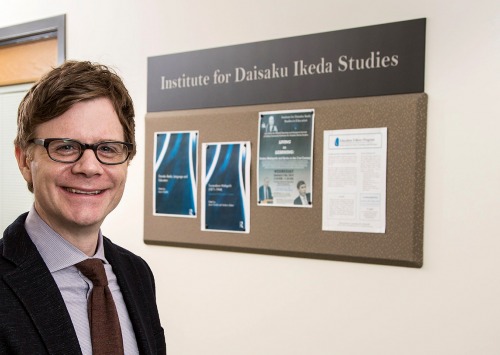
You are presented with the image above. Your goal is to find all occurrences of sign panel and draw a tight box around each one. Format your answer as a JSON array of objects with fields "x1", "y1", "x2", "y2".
[{"x1": 147, "y1": 18, "x2": 425, "y2": 112}]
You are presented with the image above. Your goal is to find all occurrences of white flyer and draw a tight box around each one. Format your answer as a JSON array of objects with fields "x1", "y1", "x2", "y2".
[{"x1": 322, "y1": 127, "x2": 387, "y2": 233}]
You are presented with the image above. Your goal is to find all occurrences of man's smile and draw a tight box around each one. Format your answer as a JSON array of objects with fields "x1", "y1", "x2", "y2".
[{"x1": 64, "y1": 187, "x2": 104, "y2": 195}]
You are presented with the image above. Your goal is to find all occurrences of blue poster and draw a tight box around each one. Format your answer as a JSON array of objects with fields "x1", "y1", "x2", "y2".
[
  {"x1": 202, "y1": 142, "x2": 251, "y2": 233},
  {"x1": 154, "y1": 131, "x2": 198, "y2": 217}
]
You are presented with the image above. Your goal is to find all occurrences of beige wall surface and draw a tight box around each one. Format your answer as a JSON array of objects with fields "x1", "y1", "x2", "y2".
[{"x1": 1, "y1": 1, "x2": 499, "y2": 354}]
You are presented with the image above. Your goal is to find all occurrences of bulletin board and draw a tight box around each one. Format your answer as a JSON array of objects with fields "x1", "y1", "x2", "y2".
[{"x1": 144, "y1": 92, "x2": 427, "y2": 268}]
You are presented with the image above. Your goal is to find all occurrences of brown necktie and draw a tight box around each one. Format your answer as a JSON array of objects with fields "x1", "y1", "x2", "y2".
[{"x1": 76, "y1": 258, "x2": 124, "y2": 355}]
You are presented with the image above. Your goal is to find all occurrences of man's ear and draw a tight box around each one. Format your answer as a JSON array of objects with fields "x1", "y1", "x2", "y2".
[{"x1": 15, "y1": 145, "x2": 33, "y2": 186}]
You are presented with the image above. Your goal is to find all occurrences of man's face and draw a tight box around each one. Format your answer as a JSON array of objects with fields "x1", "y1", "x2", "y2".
[
  {"x1": 299, "y1": 183, "x2": 307, "y2": 196},
  {"x1": 16, "y1": 97, "x2": 128, "y2": 237}
]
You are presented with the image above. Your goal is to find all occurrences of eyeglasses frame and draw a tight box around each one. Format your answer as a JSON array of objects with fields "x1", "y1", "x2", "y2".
[{"x1": 29, "y1": 138, "x2": 133, "y2": 165}]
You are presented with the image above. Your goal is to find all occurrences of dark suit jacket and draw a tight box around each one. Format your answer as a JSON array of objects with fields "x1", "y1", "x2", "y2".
[
  {"x1": 293, "y1": 193, "x2": 311, "y2": 205},
  {"x1": 0, "y1": 213, "x2": 166, "y2": 355},
  {"x1": 258, "y1": 185, "x2": 273, "y2": 201},
  {"x1": 265, "y1": 124, "x2": 277, "y2": 133}
]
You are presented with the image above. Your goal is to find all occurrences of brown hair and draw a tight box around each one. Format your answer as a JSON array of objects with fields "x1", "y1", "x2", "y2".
[{"x1": 15, "y1": 60, "x2": 136, "y2": 159}]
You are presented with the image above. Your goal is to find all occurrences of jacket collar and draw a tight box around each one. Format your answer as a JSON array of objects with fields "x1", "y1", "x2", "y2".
[{"x1": 2, "y1": 213, "x2": 82, "y2": 354}]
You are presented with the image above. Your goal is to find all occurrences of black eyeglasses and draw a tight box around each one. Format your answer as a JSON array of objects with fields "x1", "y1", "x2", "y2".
[{"x1": 29, "y1": 138, "x2": 133, "y2": 165}]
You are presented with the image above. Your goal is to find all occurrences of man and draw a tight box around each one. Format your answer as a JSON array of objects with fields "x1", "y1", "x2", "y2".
[
  {"x1": 266, "y1": 115, "x2": 278, "y2": 133},
  {"x1": 258, "y1": 177, "x2": 273, "y2": 203},
  {"x1": 293, "y1": 180, "x2": 311, "y2": 205},
  {"x1": 0, "y1": 61, "x2": 166, "y2": 354}
]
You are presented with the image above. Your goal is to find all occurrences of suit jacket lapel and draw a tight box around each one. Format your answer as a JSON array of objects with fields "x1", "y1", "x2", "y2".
[
  {"x1": 104, "y1": 240, "x2": 152, "y2": 353},
  {"x1": 2, "y1": 216, "x2": 82, "y2": 355}
]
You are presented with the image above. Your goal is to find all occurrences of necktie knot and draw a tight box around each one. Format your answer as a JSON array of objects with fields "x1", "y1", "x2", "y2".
[{"x1": 76, "y1": 258, "x2": 108, "y2": 287}]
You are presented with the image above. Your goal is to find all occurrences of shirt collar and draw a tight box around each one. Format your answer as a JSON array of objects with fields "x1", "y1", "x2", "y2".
[{"x1": 25, "y1": 206, "x2": 108, "y2": 272}]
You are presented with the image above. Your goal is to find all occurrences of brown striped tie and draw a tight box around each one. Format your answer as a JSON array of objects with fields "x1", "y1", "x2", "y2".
[{"x1": 76, "y1": 258, "x2": 124, "y2": 355}]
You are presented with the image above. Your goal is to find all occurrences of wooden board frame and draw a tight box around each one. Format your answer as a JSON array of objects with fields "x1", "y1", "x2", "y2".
[{"x1": 144, "y1": 93, "x2": 427, "y2": 268}]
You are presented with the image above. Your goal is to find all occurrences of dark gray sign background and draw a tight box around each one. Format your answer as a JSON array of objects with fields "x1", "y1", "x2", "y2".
[{"x1": 147, "y1": 18, "x2": 425, "y2": 112}]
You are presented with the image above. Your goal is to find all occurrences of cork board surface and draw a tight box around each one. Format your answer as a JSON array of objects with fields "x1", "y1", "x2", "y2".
[{"x1": 144, "y1": 93, "x2": 427, "y2": 267}]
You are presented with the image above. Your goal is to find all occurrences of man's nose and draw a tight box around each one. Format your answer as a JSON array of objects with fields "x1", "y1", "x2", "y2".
[{"x1": 71, "y1": 149, "x2": 104, "y2": 176}]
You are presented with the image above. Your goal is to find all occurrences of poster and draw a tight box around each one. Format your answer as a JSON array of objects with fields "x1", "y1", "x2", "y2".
[
  {"x1": 322, "y1": 127, "x2": 387, "y2": 233},
  {"x1": 257, "y1": 109, "x2": 314, "y2": 207},
  {"x1": 153, "y1": 131, "x2": 198, "y2": 217},
  {"x1": 201, "y1": 142, "x2": 251, "y2": 233}
]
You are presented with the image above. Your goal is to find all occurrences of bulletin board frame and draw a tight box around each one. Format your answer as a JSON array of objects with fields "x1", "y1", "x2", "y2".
[{"x1": 144, "y1": 93, "x2": 427, "y2": 268}]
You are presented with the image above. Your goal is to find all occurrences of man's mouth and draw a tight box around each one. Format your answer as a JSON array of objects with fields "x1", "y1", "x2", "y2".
[{"x1": 65, "y1": 188, "x2": 103, "y2": 195}]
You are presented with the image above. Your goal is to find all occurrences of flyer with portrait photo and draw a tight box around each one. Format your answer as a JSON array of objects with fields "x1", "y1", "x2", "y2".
[
  {"x1": 201, "y1": 141, "x2": 251, "y2": 233},
  {"x1": 153, "y1": 131, "x2": 198, "y2": 217},
  {"x1": 257, "y1": 109, "x2": 314, "y2": 208}
]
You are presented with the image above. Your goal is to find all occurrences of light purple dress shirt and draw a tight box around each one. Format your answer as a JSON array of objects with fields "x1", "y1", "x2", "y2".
[{"x1": 25, "y1": 207, "x2": 139, "y2": 355}]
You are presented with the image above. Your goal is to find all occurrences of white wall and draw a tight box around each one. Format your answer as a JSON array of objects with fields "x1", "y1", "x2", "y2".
[{"x1": 2, "y1": 1, "x2": 499, "y2": 354}]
